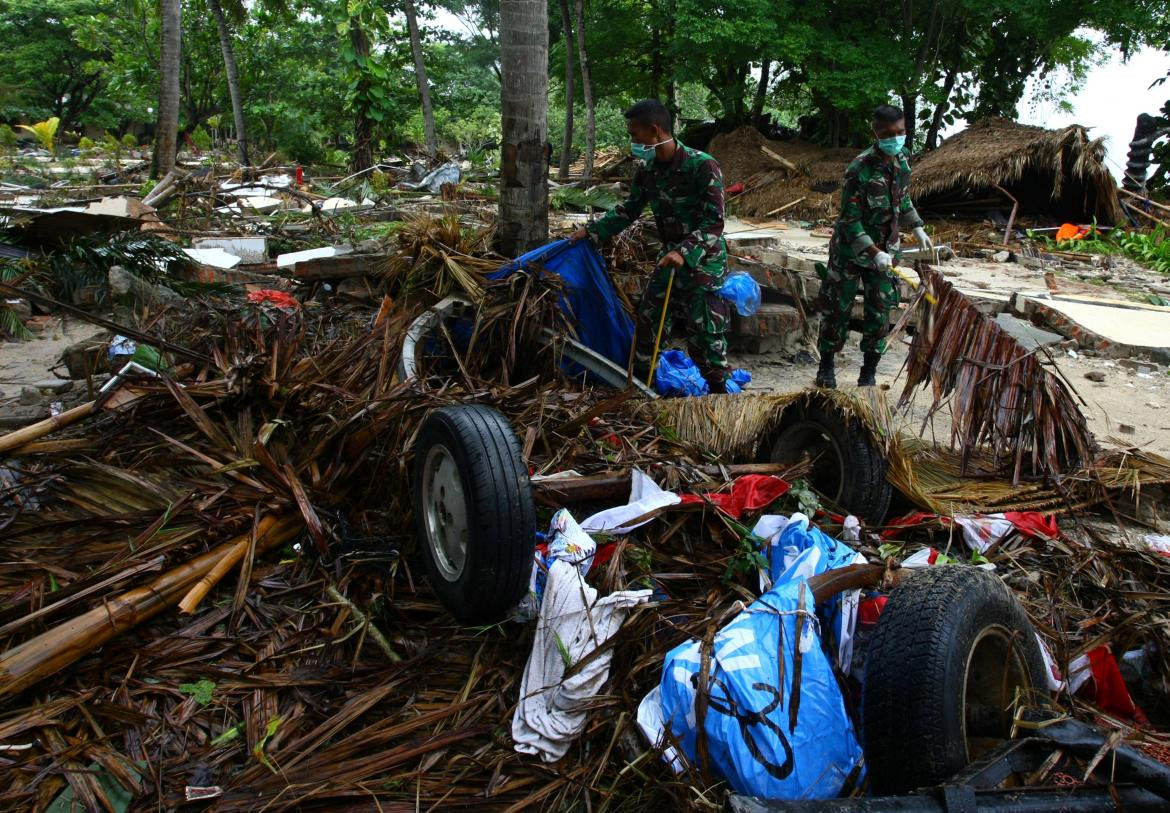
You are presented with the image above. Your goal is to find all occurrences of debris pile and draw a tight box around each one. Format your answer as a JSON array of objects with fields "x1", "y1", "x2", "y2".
[
  {"x1": 707, "y1": 127, "x2": 857, "y2": 219},
  {"x1": 2, "y1": 133, "x2": 1170, "y2": 810}
]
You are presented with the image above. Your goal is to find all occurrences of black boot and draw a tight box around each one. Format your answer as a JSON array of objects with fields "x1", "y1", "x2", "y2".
[
  {"x1": 858, "y1": 351, "x2": 881, "y2": 387},
  {"x1": 815, "y1": 353, "x2": 836, "y2": 388}
]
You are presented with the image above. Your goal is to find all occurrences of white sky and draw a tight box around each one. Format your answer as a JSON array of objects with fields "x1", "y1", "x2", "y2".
[{"x1": 1014, "y1": 45, "x2": 1170, "y2": 181}]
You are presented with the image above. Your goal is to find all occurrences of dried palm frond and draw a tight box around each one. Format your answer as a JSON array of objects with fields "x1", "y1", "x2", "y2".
[
  {"x1": 898, "y1": 268, "x2": 1093, "y2": 483},
  {"x1": 380, "y1": 213, "x2": 500, "y2": 303}
]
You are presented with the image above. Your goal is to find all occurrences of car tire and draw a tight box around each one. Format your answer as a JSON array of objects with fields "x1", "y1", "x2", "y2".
[
  {"x1": 765, "y1": 403, "x2": 891, "y2": 523},
  {"x1": 412, "y1": 405, "x2": 535, "y2": 623},
  {"x1": 861, "y1": 566, "x2": 1048, "y2": 794}
]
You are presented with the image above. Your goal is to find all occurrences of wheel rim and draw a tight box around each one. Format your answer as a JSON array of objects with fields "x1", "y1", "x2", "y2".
[
  {"x1": 770, "y1": 424, "x2": 846, "y2": 504},
  {"x1": 421, "y1": 443, "x2": 469, "y2": 582},
  {"x1": 960, "y1": 625, "x2": 1032, "y2": 761}
]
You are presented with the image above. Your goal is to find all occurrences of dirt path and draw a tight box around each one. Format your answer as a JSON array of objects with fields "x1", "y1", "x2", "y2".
[
  {"x1": 0, "y1": 317, "x2": 106, "y2": 424},
  {"x1": 732, "y1": 337, "x2": 1170, "y2": 459}
]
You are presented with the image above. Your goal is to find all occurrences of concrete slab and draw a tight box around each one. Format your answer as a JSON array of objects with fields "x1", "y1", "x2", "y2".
[
  {"x1": 1016, "y1": 295, "x2": 1170, "y2": 358},
  {"x1": 993, "y1": 313, "x2": 1064, "y2": 350}
]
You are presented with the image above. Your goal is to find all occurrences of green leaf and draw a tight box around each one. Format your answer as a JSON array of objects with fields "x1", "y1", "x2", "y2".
[
  {"x1": 253, "y1": 716, "x2": 283, "y2": 771},
  {"x1": 179, "y1": 679, "x2": 216, "y2": 707},
  {"x1": 212, "y1": 724, "x2": 243, "y2": 747}
]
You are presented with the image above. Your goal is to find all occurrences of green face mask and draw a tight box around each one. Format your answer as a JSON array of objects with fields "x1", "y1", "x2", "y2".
[
  {"x1": 877, "y1": 135, "x2": 906, "y2": 156},
  {"x1": 631, "y1": 137, "x2": 673, "y2": 160}
]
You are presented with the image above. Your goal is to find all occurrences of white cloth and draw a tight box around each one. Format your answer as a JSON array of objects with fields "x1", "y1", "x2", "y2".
[
  {"x1": 636, "y1": 686, "x2": 687, "y2": 774},
  {"x1": 1144, "y1": 535, "x2": 1170, "y2": 556},
  {"x1": 580, "y1": 468, "x2": 680, "y2": 535},
  {"x1": 953, "y1": 514, "x2": 1015, "y2": 554},
  {"x1": 512, "y1": 559, "x2": 651, "y2": 762},
  {"x1": 873, "y1": 250, "x2": 893, "y2": 272}
]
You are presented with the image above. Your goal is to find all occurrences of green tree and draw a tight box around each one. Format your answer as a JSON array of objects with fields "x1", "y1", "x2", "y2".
[{"x1": 0, "y1": 0, "x2": 117, "y2": 131}]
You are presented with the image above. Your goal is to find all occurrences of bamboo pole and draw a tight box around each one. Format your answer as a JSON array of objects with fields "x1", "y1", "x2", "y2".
[
  {"x1": 759, "y1": 145, "x2": 799, "y2": 174},
  {"x1": 0, "y1": 401, "x2": 95, "y2": 455},
  {"x1": 0, "y1": 514, "x2": 302, "y2": 698},
  {"x1": 1119, "y1": 186, "x2": 1170, "y2": 216},
  {"x1": 764, "y1": 197, "x2": 806, "y2": 217},
  {"x1": 177, "y1": 515, "x2": 277, "y2": 613}
]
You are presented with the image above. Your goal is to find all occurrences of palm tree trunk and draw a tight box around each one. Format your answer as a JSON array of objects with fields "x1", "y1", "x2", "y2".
[
  {"x1": 497, "y1": 0, "x2": 549, "y2": 257},
  {"x1": 557, "y1": 0, "x2": 575, "y2": 179},
  {"x1": 152, "y1": 0, "x2": 182, "y2": 178},
  {"x1": 403, "y1": 0, "x2": 437, "y2": 156},
  {"x1": 207, "y1": 0, "x2": 249, "y2": 166},
  {"x1": 349, "y1": 18, "x2": 374, "y2": 172},
  {"x1": 572, "y1": 0, "x2": 595, "y2": 179}
]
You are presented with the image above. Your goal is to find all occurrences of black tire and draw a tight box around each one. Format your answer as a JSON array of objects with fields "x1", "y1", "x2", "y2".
[
  {"x1": 764, "y1": 403, "x2": 891, "y2": 524},
  {"x1": 412, "y1": 405, "x2": 535, "y2": 623},
  {"x1": 862, "y1": 566, "x2": 1048, "y2": 794}
]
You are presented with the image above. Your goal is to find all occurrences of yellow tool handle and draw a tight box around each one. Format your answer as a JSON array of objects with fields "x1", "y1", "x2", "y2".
[
  {"x1": 891, "y1": 264, "x2": 938, "y2": 305},
  {"x1": 646, "y1": 268, "x2": 677, "y2": 388}
]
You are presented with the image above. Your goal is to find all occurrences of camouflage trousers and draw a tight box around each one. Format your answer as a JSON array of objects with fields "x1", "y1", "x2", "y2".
[
  {"x1": 634, "y1": 263, "x2": 731, "y2": 387},
  {"x1": 816, "y1": 262, "x2": 899, "y2": 355}
]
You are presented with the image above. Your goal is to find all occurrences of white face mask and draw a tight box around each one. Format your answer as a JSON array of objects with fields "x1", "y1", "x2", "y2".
[{"x1": 631, "y1": 137, "x2": 673, "y2": 159}]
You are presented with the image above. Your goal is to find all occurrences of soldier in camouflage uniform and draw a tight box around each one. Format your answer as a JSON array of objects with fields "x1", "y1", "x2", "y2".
[
  {"x1": 573, "y1": 99, "x2": 731, "y2": 392},
  {"x1": 816, "y1": 104, "x2": 934, "y2": 388}
]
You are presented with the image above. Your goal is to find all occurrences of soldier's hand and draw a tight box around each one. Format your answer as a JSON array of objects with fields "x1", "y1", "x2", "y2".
[
  {"x1": 570, "y1": 228, "x2": 589, "y2": 243},
  {"x1": 659, "y1": 250, "x2": 685, "y2": 269},
  {"x1": 913, "y1": 226, "x2": 934, "y2": 253},
  {"x1": 873, "y1": 251, "x2": 893, "y2": 272}
]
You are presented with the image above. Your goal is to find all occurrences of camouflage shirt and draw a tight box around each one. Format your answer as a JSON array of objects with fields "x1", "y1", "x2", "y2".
[
  {"x1": 587, "y1": 141, "x2": 727, "y2": 276},
  {"x1": 829, "y1": 145, "x2": 924, "y2": 274}
]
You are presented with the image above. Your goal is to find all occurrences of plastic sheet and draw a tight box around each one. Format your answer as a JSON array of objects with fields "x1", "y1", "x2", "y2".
[{"x1": 492, "y1": 240, "x2": 634, "y2": 370}]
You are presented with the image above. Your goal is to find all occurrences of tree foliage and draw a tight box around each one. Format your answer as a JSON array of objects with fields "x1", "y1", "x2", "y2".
[{"x1": 0, "y1": 0, "x2": 1167, "y2": 159}]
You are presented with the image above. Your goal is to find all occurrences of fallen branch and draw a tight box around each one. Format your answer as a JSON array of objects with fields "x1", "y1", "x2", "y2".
[{"x1": 324, "y1": 585, "x2": 402, "y2": 662}]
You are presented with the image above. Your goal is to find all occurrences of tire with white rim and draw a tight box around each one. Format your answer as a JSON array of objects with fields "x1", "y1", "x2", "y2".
[{"x1": 412, "y1": 405, "x2": 535, "y2": 623}]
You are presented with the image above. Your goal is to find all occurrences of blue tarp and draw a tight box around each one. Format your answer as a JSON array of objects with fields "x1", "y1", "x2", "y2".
[{"x1": 491, "y1": 240, "x2": 633, "y2": 369}]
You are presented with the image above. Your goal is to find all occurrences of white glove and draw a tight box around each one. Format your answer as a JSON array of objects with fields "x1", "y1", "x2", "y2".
[
  {"x1": 872, "y1": 250, "x2": 892, "y2": 272},
  {"x1": 913, "y1": 227, "x2": 934, "y2": 253}
]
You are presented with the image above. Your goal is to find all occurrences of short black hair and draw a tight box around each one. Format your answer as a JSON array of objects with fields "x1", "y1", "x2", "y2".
[
  {"x1": 625, "y1": 99, "x2": 672, "y2": 133},
  {"x1": 872, "y1": 104, "x2": 904, "y2": 126}
]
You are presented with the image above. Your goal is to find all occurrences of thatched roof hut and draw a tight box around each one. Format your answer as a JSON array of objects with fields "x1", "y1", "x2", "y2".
[{"x1": 910, "y1": 118, "x2": 1123, "y2": 224}]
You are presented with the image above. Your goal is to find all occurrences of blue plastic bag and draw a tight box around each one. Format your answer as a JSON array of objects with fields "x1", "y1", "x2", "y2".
[
  {"x1": 657, "y1": 573, "x2": 865, "y2": 799},
  {"x1": 654, "y1": 349, "x2": 709, "y2": 396},
  {"x1": 766, "y1": 515, "x2": 866, "y2": 672},
  {"x1": 654, "y1": 350, "x2": 752, "y2": 397},
  {"x1": 725, "y1": 369, "x2": 752, "y2": 394},
  {"x1": 719, "y1": 272, "x2": 762, "y2": 317}
]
